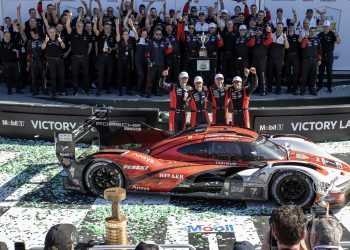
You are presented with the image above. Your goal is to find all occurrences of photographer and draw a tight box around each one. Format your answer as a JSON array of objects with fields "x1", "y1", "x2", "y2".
[{"x1": 261, "y1": 205, "x2": 308, "y2": 250}]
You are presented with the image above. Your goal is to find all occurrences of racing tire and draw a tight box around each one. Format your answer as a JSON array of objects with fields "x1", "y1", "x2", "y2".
[
  {"x1": 271, "y1": 171, "x2": 315, "y2": 207},
  {"x1": 84, "y1": 160, "x2": 125, "y2": 196}
]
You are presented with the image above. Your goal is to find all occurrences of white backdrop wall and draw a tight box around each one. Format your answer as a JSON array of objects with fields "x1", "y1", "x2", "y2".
[{"x1": 0, "y1": 0, "x2": 348, "y2": 69}]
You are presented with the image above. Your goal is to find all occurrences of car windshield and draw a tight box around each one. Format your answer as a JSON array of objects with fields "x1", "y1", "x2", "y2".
[{"x1": 251, "y1": 136, "x2": 287, "y2": 160}]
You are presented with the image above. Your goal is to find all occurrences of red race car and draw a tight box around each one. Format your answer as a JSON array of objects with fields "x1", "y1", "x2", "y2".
[{"x1": 55, "y1": 110, "x2": 350, "y2": 207}]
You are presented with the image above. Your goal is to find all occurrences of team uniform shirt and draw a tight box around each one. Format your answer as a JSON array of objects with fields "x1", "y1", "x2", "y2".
[
  {"x1": 97, "y1": 33, "x2": 117, "y2": 55},
  {"x1": 269, "y1": 32, "x2": 285, "y2": 59},
  {"x1": 209, "y1": 85, "x2": 230, "y2": 125},
  {"x1": 0, "y1": 41, "x2": 19, "y2": 62},
  {"x1": 221, "y1": 29, "x2": 237, "y2": 53},
  {"x1": 301, "y1": 36, "x2": 322, "y2": 59},
  {"x1": 318, "y1": 31, "x2": 336, "y2": 54},
  {"x1": 184, "y1": 33, "x2": 199, "y2": 57},
  {"x1": 69, "y1": 30, "x2": 92, "y2": 55},
  {"x1": 164, "y1": 34, "x2": 180, "y2": 56},
  {"x1": 195, "y1": 22, "x2": 209, "y2": 33},
  {"x1": 118, "y1": 37, "x2": 136, "y2": 62},
  {"x1": 46, "y1": 38, "x2": 64, "y2": 58},
  {"x1": 286, "y1": 34, "x2": 300, "y2": 54},
  {"x1": 146, "y1": 39, "x2": 168, "y2": 66},
  {"x1": 189, "y1": 89, "x2": 210, "y2": 126},
  {"x1": 27, "y1": 38, "x2": 44, "y2": 61}
]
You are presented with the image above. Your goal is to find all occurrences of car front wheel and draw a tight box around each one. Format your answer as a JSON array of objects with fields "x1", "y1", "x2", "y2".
[
  {"x1": 84, "y1": 160, "x2": 125, "y2": 196},
  {"x1": 271, "y1": 171, "x2": 315, "y2": 207}
]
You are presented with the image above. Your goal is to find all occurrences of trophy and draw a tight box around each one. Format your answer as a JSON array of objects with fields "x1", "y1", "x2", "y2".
[{"x1": 197, "y1": 32, "x2": 210, "y2": 57}]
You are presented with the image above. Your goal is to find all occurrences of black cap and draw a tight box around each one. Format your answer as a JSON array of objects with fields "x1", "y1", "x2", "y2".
[
  {"x1": 135, "y1": 242, "x2": 160, "y2": 250},
  {"x1": 277, "y1": 8, "x2": 283, "y2": 12},
  {"x1": 199, "y1": 12, "x2": 205, "y2": 16},
  {"x1": 44, "y1": 224, "x2": 78, "y2": 250},
  {"x1": 232, "y1": 241, "x2": 255, "y2": 250}
]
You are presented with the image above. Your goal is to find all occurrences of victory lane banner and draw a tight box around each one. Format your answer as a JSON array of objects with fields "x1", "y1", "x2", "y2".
[{"x1": 0, "y1": 102, "x2": 159, "y2": 141}]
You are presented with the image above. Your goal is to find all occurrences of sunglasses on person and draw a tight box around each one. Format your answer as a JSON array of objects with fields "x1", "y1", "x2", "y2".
[
  {"x1": 191, "y1": 9, "x2": 197, "y2": 12},
  {"x1": 189, "y1": 26, "x2": 195, "y2": 29},
  {"x1": 155, "y1": 33, "x2": 162, "y2": 36}
]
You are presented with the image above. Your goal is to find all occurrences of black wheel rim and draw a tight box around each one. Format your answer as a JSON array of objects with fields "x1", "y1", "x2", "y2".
[
  {"x1": 90, "y1": 165, "x2": 122, "y2": 193},
  {"x1": 278, "y1": 176, "x2": 309, "y2": 204}
]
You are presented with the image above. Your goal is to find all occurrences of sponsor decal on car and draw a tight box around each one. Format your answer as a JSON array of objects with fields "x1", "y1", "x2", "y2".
[
  {"x1": 159, "y1": 173, "x2": 184, "y2": 179},
  {"x1": 123, "y1": 165, "x2": 149, "y2": 171},
  {"x1": 96, "y1": 121, "x2": 141, "y2": 131},
  {"x1": 188, "y1": 224, "x2": 234, "y2": 233},
  {"x1": 215, "y1": 161, "x2": 237, "y2": 166},
  {"x1": 131, "y1": 186, "x2": 150, "y2": 191},
  {"x1": 132, "y1": 153, "x2": 155, "y2": 163},
  {"x1": 2, "y1": 120, "x2": 25, "y2": 127},
  {"x1": 295, "y1": 153, "x2": 308, "y2": 160}
]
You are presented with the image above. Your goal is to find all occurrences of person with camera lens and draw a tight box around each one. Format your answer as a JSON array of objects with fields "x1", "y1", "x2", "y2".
[
  {"x1": 189, "y1": 76, "x2": 210, "y2": 127},
  {"x1": 159, "y1": 69, "x2": 191, "y2": 132},
  {"x1": 261, "y1": 205, "x2": 308, "y2": 250},
  {"x1": 227, "y1": 67, "x2": 257, "y2": 128},
  {"x1": 209, "y1": 73, "x2": 230, "y2": 126}
]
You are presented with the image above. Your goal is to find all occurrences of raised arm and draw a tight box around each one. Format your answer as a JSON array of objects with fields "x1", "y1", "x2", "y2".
[
  {"x1": 129, "y1": 19, "x2": 138, "y2": 40},
  {"x1": 41, "y1": 11, "x2": 50, "y2": 33},
  {"x1": 283, "y1": 32, "x2": 289, "y2": 49},
  {"x1": 123, "y1": 9, "x2": 132, "y2": 31},
  {"x1": 290, "y1": 7, "x2": 297, "y2": 24},
  {"x1": 16, "y1": 3, "x2": 23, "y2": 28},
  {"x1": 81, "y1": 0, "x2": 91, "y2": 17},
  {"x1": 52, "y1": 4, "x2": 59, "y2": 25},
  {"x1": 219, "y1": 0, "x2": 224, "y2": 10},
  {"x1": 116, "y1": 18, "x2": 121, "y2": 42},
  {"x1": 66, "y1": 12, "x2": 72, "y2": 35},
  {"x1": 93, "y1": 15, "x2": 100, "y2": 36},
  {"x1": 159, "y1": 68, "x2": 174, "y2": 91},
  {"x1": 120, "y1": 0, "x2": 125, "y2": 13},
  {"x1": 41, "y1": 34, "x2": 50, "y2": 49},
  {"x1": 246, "y1": 67, "x2": 258, "y2": 95}
]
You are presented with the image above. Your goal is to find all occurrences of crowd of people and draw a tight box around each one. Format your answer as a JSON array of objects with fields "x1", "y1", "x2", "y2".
[
  {"x1": 0, "y1": 205, "x2": 344, "y2": 250},
  {"x1": 0, "y1": 0, "x2": 341, "y2": 98}
]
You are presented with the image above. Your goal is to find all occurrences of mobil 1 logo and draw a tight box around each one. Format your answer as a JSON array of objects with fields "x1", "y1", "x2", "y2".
[{"x1": 188, "y1": 223, "x2": 235, "y2": 250}]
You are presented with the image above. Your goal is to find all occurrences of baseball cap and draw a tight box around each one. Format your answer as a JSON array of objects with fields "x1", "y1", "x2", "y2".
[
  {"x1": 179, "y1": 71, "x2": 189, "y2": 78},
  {"x1": 288, "y1": 25, "x2": 295, "y2": 30},
  {"x1": 233, "y1": 76, "x2": 242, "y2": 82},
  {"x1": 323, "y1": 20, "x2": 331, "y2": 27},
  {"x1": 221, "y1": 9, "x2": 228, "y2": 14},
  {"x1": 277, "y1": 8, "x2": 283, "y2": 12},
  {"x1": 209, "y1": 22, "x2": 217, "y2": 29},
  {"x1": 199, "y1": 12, "x2": 205, "y2": 16},
  {"x1": 215, "y1": 73, "x2": 224, "y2": 79},
  {"x1": 194, "y1": 76, "x2": 203, "y2": 83},
  {"x1": 135, "y1": 242, "x2": 160, "y2": 250},
  {"x1": 239, "y1": 25, "x2": 247, "y2": 30},
  {"x1": 44, "y1": 224, "x2": 78, "y2": 250},
  {"x1": 232, "y1": 241, "x2": 255, "y2": 250}
]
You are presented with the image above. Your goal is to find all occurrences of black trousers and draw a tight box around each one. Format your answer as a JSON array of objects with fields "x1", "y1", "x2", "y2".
[
  {"x1": 233, "y1": 113, "x2": 244, "y2": 127},
  {"x1": 301, "y1": 57, "x2": 317, "y2": 92},
  {"x1": 165, "y1": 55, "x2": 180, "y2": 83},
  {"x1": 2, "y1": 61, "x2": 20, "y2": 91},
  {"x1": 47, "y1": 57, "x2": 65, "y2": 94},
  {"x1": 285, "y1": 53, "x2": 300, "y2": 90},
  {"x1": 222, "y1": 51, "x2": 235, "y2": 80},
  {"x1": 318, "y1": 52, "x2": 333, "y2": 90},
  {"x1": 251, "y1": 56, "x2": 267, "y2": 93},
  {"x1": 135, "y1": 57, "x2": 146, "y2": 93},
  {"x1": 267, "y1": 58, "x2": 283, "y2": 91},
  {"x1": 71, "y1": 55, "x2": 89, "y2": 92},
  {"x1": 235, "y1": 56, "x2": 249, "y2": 77},
  {"x1": 148, "y1": 65, "x2": 163, "y2": 95},
  {"x1": 117, "y1": 57, "x2": 131, "y2": 92},
  {"x1": 31, "y1": 60, "x2": 46, "y2": 94},
  {"x1": 96, "y1": 54, "x2": 114, "y2": 91}
]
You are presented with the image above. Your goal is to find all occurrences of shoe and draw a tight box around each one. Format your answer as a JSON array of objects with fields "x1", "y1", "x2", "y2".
[
  {"x1": 96, "y1": 91, "x2": 101, "y2": 97},
  {"x1": 260, "y1": 91, "x2": 267, "y2": 96},
  {"x1": 82, "y1": 90, "x2": 89, "y2": 96},
  {"x1": 43, "y1": 89, "x2": 49, "y2": 95},
  {"x1": 135, "y1": 92, "x2": 143, "y2": 97},
  {"x1": 105, "y1": 89, "x2": 112, "y2": 94},
  {"x1": 328, "y1": 88, "x2": 333, "y2": 93},
  {"x1": 91, "y1": 83, "x2": 97, "y2": 89},
  {"x1": 126, "y1": 90, "x2": 132, "y2": 95},
  {"x1": 275, "y1": 89, "x2": 281, "y2": 95},
  {"x1": 58, "y1": 92, "x2": 66, "y2": 96},
  {"x1": 310, "y1": 91, "x2": 318, "y2": 96},
  {"x1": 300, "y1": 91, "x2": 305, "y2": 96},
  {"x1": 316, "y1": 86, "x2": 322, "y2": 93},
  {"x1": 32, "y1": 92, "x2": 39, "y2": 97},
  {"x1": 267, "y1": 87, "x2": 272, "y2": 93},
  {"x1": 292, "y1": 89, "x2": 299, "y2": 95},
  {"x1": 16, "y1": 90, "x2": 24, "y2": 94},
  {"x1": 119, "y1": 91, "x2": 123, "y2": 96},
  {"x1": 285, "y1": 89, "x2": 293, "y2": 94},
  {"x1": 146, "y1": 94, "x2": 151, "y2": 98},
  {"x1": 52, "y1": 93, "x2": 58, "y2": 98},
  {"x1": 7, "y1": 90, "x2": 12, "y2": 95},
  {"x1": 73, "y1": 90, "x2": 79, "y2": 96}
]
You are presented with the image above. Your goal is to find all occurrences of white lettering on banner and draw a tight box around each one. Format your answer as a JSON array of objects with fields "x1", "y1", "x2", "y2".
[
  {"x1": 2, "y1": 120, "x2": 25, "y2": 127},
  {"x1": 340, "y1": 120, "x2": 350, "y2": 129},
  {"x1": 291, "y1": 121, "x2": 339, "y2": 131},
  {"x1": 31, "y1": 120, "x2": 77, "y2": 131},
  {"x1": 259, "y1": 124, "x2": 284, "y2": 131},
  {"x1": 188, "y1": 224, "x2": 234, "y2": 233}
]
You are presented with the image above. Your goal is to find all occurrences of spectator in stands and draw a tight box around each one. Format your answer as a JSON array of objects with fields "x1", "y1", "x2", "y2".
[
  {"x1": 317, "y1": 20, "x2": 341, "y2": 93},
  {"x1": 305, "y1": 216, "x2": 343, "y2": 250},
  {"x1": 44, "y1": 223, "x2": 78, "y2": 250},
  {"x1": 261, "y1": 205, "x2": 308, "y2": 250}
]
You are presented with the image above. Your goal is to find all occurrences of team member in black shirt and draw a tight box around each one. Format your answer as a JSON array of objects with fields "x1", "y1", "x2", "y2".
[
  {"x1": 116, "y1": 18, "x2": 138, "y2": 96},
  {"x1": 66, "y1": 13, "x2": 92, "y2": 96},
  {"x1": 41, "y1": 27, "x2": 66, "y2": 98},
  {"x1": 285, "y1": 25, "x2": 300, "y2": 95},
  {"x1": 93, "y1": 17, "x2": 117, "y2": 96},
  {"x1": 317, "y1": 20, "x2": 341, "y2": 93},
  {"x1": 27, "y1": 28, "x2": 47, "y2": 96},
  {"x1": 0, "y1": 32, "x2": 23, "y2": 95}
]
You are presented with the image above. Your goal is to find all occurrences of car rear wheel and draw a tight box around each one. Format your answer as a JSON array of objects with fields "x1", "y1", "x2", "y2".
[
  {"x1": 271, "y1": 171, "x2": 315, "y2": 207},
  {"x1": 84, "y1": 160, "x2": 124, "y2": 196}
]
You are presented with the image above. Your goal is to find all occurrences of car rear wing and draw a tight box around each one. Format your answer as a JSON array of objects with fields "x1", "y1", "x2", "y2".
[{"x1": 55, "y1": 109, "x2": 171, "y2": 164}]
